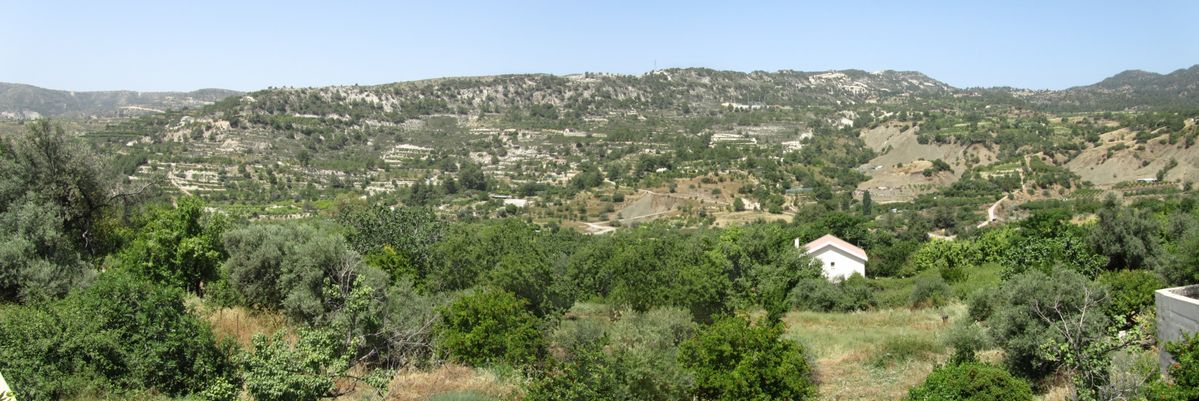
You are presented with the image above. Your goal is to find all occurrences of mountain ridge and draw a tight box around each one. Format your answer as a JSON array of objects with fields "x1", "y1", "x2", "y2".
[{"x1": 3, "y1": 64, "x2": 1198, "y2": 119}]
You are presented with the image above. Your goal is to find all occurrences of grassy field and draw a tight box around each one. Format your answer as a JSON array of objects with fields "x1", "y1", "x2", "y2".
[{"x1": 784, "y1": 304, "x2": 965, "y2": 401}]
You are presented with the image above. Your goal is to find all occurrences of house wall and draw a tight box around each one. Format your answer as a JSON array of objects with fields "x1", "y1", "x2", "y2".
[
  {"x1": 1157, "y1": 285, "x2": 1199, "y2": 375},
  {"x1": 811, "y1": 247, "x2": 866, "y2": 281}
]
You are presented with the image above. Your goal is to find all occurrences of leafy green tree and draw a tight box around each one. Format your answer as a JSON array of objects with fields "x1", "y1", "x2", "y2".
[
  {"x1": 748, "y1": 248, "x2": 822, "y2": 321},
  {"x1": 1162, "y1": 231, "x2": 1199, "y2": 285},
  {"x1": 1097, "y1": 270, "x2": 1164, "y2": 328},
  {"x1": 903, "y1": 239, "x2": 978, "y2": 281},
  {"x1": 486, "y1": 250, "x2": 573, "y2": 317},
  {"x1": 435, "y1": 288, "x2": 542, "y2": 367},
  {"x1": 1000, "y1": 211, "x2": 1108, "y2": 278},
  {"x1": 111, "y1": 196, "x2": 225, "y2": 293},
  {"x1": 338, "y1": 205, "x2": 444, "y2": 283},
  {"x1": 679, "y1": 316, "x2": 815, "y2": 400},
  {"x1": 905, "y1": 363, "x2": 1033, "y2": 401}
]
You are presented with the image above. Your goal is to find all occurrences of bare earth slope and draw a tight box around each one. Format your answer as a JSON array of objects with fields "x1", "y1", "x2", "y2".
[{"x1": 1066, "y1": 129, "x2": 1199, "y2": 185}]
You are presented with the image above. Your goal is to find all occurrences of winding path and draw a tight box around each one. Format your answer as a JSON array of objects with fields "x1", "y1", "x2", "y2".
[{"x1": 976, "y1": 195, "x2": 1005, "y2": 229}]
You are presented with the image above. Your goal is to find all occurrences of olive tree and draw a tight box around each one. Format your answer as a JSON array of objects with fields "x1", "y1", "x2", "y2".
[{"x1": 0, "y1": 120, "x2": 111, "y2": 301}]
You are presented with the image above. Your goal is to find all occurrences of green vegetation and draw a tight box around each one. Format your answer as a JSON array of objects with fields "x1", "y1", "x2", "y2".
[
  {"x1": 679, "y1": 316, "x2": 816, "y2": 400},
  {"x1": 4, "y1": 63, "x2": 1199, "y2": 401},
  {"x1": 436, "y1": 289, "x2": 543, "y2": 367},
  {"x1": 905, "y1": 363, "x2": 1034, "y2": 401}
]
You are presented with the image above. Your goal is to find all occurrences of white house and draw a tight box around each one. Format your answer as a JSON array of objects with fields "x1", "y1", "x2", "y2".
[
  {"x1": 0, "y1": 370, "x2": 11, "y2": 401},
  {"x1": 796, "y1": 234, "x2": 868, "y2": 281}
]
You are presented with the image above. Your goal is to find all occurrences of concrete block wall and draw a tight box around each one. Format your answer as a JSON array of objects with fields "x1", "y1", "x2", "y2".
[{"x1": 1156, "y1": 285, "x2": 1199, "y2": 374}]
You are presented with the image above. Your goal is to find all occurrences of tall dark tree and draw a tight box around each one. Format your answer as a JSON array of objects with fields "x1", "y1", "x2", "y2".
[
  {"x1": 861, "y1": 190, "x2": 873, "y2": 215},
  {"x1": 458, "y1": 163, "x2": 487, "y2": 191}
]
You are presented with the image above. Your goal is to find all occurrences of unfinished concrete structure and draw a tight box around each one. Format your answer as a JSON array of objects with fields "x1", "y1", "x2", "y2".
[{"x1": 1156, "y1": 285, "x2": 1199, "y2": 373}]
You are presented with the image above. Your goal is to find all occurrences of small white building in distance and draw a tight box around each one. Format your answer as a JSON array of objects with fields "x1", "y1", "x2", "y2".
[{"x1": 796, "y1": 234, "x2": 868, "y2": 281}]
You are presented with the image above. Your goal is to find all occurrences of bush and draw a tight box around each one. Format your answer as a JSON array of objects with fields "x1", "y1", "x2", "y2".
[
  {"x1": 606, "y1": 308, "x2": 696, "y2": 400},
  {"x1": 1097, "y1": 270, "x2": 1164, "y2": 327},
  {"x1": 966, "y1": 287, "x2": 1000, "y2": 322},
  {"x1": 679, "y1": 316, "x2": 816, "y2": 400},
  {"x1": 222, "y1": 222, "x2": 380, "y2": 323},
  {"x1": 871, "y1": 336, "x2": 940, "y2": 368},
  {"x1": 788, "y1": 275, "x2": 877, "y2": 313},
  {"x1": 989, "y1": 268, "x2": 1110, "y2": 382},
  {"x1": 905, "y1": 363, "x2": 1033, "y2": 401},
  {"x1": 0, "y1": 271, "x2": 236, "y2": 400},
  {"x1": 538, "y1": 307, "x2": 695, "y2": 401},
  {"x1": 436, "y1": 289, "x2": 543, "y2": 367},
  {"x1": 1146, "y1": 333, "x2": 1199, "y2": 401},
  {"x1": 943, "y1": 322, "x2": 989, "y2": 364},
  {"x1": 0, "y1": 120, "x2": 108, "y2": 303},
  {"x1": 910, "y1": 273, "x2": 951, "y2": 308},
  {"x1": 526, "y1": 339, "x2": 622, "y2": 401}
]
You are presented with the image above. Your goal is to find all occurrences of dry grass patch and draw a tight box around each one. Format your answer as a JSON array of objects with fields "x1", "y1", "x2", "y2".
[
  {"x1": 385, "y1": 365, "x2": 521, "y2": 401},
  {"x1": 199, "y1": 305, "x2": 291, "y2": 347},
  {"x1": 783, "y1": 304, "x2": 965, "y2": 400}
]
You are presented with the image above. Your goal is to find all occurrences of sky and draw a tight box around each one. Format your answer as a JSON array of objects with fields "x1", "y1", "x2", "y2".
[{"x1": 2, "y1": 0, "x2": 1197, "y2": 92}]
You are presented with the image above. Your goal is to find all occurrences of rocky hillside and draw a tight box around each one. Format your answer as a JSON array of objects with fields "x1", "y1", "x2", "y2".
[
  {"x1": 223, "y1": 68, "x2": 954, "y2": 123},
  {"x1": 0, "y1": 83, "x2": 240, "y2": 118}
]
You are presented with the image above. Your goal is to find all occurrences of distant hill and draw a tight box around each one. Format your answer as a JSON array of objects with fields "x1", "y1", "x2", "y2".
[
  {"x1": 1023, "y1": 65, "x2": 1199, "y2": 111},
  {"x1": 0, "y1": 83, "x2": 241, "y2": 118}
]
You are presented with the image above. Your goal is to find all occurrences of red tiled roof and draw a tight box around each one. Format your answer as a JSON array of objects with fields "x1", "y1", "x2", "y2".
[{"x1": 802, "y1": 234, "x2": 868, "y2": 261}]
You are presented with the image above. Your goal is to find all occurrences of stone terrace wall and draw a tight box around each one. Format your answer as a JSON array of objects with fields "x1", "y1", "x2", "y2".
[{"x1": 1156, "y1": 285, "x2": 1199, "y2": 373}]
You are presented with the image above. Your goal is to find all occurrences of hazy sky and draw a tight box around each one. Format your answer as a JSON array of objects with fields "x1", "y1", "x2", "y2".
[{"x1": 2, "y1": 1, "x2": 1196, "y2": 92}]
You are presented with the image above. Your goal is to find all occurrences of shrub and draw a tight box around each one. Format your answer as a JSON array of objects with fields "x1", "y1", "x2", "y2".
[
  {"x1": 989, "y1": 268, "x2": 1110, "y2": 382},
  {"x1": 966, "y1": 287, "x2": 1000, "y2": 322},
  {"x1": 943, "y1": 322, "x2": 989, "y2": 364},
  {"x1": 905, "y1": 363, "x2": 1033, "y2": 401},
  {"x1": 1097, "y1": 270, "x2": 1165, "y2": 327},
  {"x1": 0, "y1": 271, "x2": 236, "y2": 400},
  {"x1": 436, "y1": 289, "x2": 543, "y2": 367},
  {"x1": 547, "y1": 307, "x2": 695, "y2": 401},
  {"x1": 788, "y1": 275, "x2": 877, "y2": 313},
  {"x1": 241, "y1": 331, "x2": 338, "y2": 401},
  {"x1": 526, "y1": 339, "x2": 622, "y2": 401},
  {"x1": 607, "y1": 308, "x2": 696, "y2": 400},
  {"x1": 222, "y1": 222, "x2": 379, "y2": 323},
  {"x1": 1146, "y1": 333, "x2": 1199, "y2": 401},
  {"x1": 0, "y1": 120, "x2": 108, "y2": 303},
  {"x1": 871, "y1": 336, "x2": 940, "y2": 368},
  {"x1": 910, "y1": 273, "x2": 951, "y2": 308},
  {"x1": 679, "y1": 316, "x2": 816, "y2": 400}
]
